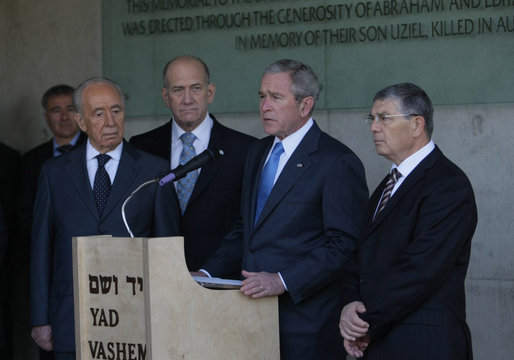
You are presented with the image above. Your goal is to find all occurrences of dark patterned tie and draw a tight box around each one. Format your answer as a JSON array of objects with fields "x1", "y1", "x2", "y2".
[
  {"x1": 255, "y1": 142, "x2": 284, "y2": 224},
  {"x1": 177, "y1": 133, "x2": 197, "y2": 214},
  {"x1": 93, "y1": 154, "x2": 111, "y2": 217},
  {"x1": 374, "y1": 168, "x2": 401, "y2": 221},
  {"x1": 56, "y1": 144, "x2": 74, "y2": 154}
]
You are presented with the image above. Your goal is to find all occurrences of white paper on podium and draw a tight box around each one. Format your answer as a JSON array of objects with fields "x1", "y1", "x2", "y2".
[{"x1": 193, "y1": 276, "x2": 242, "y2": 289}]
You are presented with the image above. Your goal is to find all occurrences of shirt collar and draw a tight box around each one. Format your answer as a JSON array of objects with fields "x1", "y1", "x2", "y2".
[
  {"x1": 394, "y1": 140, "x2": 435, "y2": 177},
  {"x1": 52, "y1": 131, "x2": 81, "y2": 150},
  {"x1": 86, "y1": 139, "x2": 123, "y2": 162},
  {"x1": 273, "y1": 118, "x2": 313, "y2": 157},
  {"x1": 171, "y1": 113, "x2": 213, "y2": 148}
]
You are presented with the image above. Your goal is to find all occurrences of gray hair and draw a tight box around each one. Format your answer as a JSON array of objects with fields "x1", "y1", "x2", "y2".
[
  {"x1": 263, "y1": 59, "x2": 320, "y2": 115},
  {"x1": 73, "y1": 77, "x2": 125, "y2": 116},
  {"x1": 42, "y1": 84, "x2": 74, "y2": 109},
  {"x1": 374, "y1": 82, "x2": 434, "y2": 138}
]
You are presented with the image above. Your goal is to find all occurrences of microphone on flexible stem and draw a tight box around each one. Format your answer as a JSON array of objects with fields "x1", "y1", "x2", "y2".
[
  {"x1": 121, "y1": 148, "x2": 224, "y2": 237},
  {"x1": 158, "y1": 148, "x2": 224, "y2": 186}
]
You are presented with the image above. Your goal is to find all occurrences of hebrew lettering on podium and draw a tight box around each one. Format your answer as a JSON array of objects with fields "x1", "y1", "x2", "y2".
[
  {"x1": 126, "y1": 276, "x2": 144, "y2": 295},
  {"x1": 88, "y1": 274, "x2": 119, "y2": 295}
]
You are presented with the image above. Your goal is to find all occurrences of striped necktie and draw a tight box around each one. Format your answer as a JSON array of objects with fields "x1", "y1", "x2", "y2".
[
  {"x1": 374, "y1": 168, "x2": 401, "y2": 221},
  {"x1": 177, "y1": 133, "x2": 198, "y2": 214}
]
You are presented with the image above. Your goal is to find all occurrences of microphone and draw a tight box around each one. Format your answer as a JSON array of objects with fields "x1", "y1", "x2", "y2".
[
  {"x1": 158, "y1": 148, "x2": 224, "y2": 186},
  {"x1": 121, "y1": 148, "x2": 223, "y2": 237}
]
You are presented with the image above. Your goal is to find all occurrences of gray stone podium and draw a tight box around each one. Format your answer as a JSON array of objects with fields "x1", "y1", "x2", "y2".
[{"x1": 72, "y1": 236, "x2": 280, "y2": 359}]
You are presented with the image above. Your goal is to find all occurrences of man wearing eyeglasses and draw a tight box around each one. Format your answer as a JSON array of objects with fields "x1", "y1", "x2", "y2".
[{"x1": 339, "y1": 82, "x2": 477, "y2": 359}]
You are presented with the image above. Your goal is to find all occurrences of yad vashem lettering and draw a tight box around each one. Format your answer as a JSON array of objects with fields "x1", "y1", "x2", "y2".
[
  {"x1": 88, "y1": 340, "x2": 146, "y2": 360},
  {"x1": 85, "y1": 273, "x2": 146, "y2": 359}
]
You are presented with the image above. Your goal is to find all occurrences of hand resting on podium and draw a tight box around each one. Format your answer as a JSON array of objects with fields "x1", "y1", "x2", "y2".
[
  {"x1": 240, "y1": 270, "x2": 285, "y2": 298},
  {"x1": 190, "y1": 270, "x2": 285, "y2": 297}
]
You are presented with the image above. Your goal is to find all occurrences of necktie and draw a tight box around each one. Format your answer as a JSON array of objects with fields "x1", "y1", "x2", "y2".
[
  {"x1": 177, "y1": 133, "x2": 198, "y2": 214},
  {"x1": 56, "y1": 144, "x2": 73, "y2": 154},
  {"x1": 93, "y1": 154, "x2": 111, "y2": 217},
  {"x1": 374, "y1": 168, "x2": 401, "y2": 221},
  {"x1": 255, "y1": 142, "x2": 284, "y2": 224}
]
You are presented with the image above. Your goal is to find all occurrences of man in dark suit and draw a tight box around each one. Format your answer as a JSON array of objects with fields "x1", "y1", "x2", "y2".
[
  {"x1": 18, "y1": 84, "x2": 87, "y2": 245},
  {"x1": 0, "y1": 142, "x2": 20, "y2": 359},
  {"x1": 0, "y1": 142, "x2": 20, "y2": 242},
  {"x1": 339, "y1": 83, "x2": 477, "y2": 359},
  {"x1": 0, "y1": 205, "x2": 7, "y2": 354},
  {"x1": 16, "y1": 84, "x2": 87, "y2": 360},
  {"x1": 197, "y1": 59, "x2": 368, "y2": 360},
  {"x1": 0, "y1": 142, "x2": 19, "y2": 356},
  {"x1": 30, "y1": 77, "x2": 180, "y2": 360},
  {"x1": 130, "y1": 55, "x2": 255, "y2": 272}
]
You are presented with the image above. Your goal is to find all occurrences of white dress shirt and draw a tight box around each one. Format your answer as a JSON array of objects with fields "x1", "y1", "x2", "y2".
[
  {"x1": 372, "y1": 140, "x2": 435, "y2": 220},
  {"x1": 391, "y1": 140, "x2": 435, "y2": 195},
  {"x1": 86, "y1": 140, "x2": 123, "y2": 188}
]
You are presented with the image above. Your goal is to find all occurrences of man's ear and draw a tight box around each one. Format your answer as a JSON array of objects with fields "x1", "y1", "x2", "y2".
[
  {"x1": 411, "y1": 115, "x2": 426, "y2": 138},
  {"x1": 74, "y1": 112, "x2": 87, "y2": 133},
  {"x1": 207, "y1": 82, "x2": 216, "y2": 104},
  {"x1": 300, "y1": 96, "x2": 314, "y2": 118},
  {"x1": 161, "y1": 87, "x2": 171, "y2": 108}
]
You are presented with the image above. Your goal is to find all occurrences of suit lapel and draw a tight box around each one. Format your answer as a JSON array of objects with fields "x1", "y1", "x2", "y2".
[
  {"x1": 155, "y1": 121, "x2": 172, "y2": 161},
  {"x1": 249, "y1": 138, "x2": 274, "y2": 231},
  {"x1": 65, "y1": 144, "x2": 98, "y2": 218},
  {"x1": 253, "y1": 124, "x2": 320, "y2": 230},
  {"x1": 367, "y1": 146, "x2": 443, "y2": 232},
  {"x1": 366, "y1": 175, "x2": 389, "y2": 230}
]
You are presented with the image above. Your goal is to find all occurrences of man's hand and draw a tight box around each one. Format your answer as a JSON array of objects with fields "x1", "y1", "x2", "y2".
[
  {"x1": 339, "y1": 301, "x2": 369, "y2": 341},
  {"x1": 31, "y1": 325, "x2": 53, "y2": 351},
  {"x1": 344, "y1": 336, "x2": 370, "y2": 358},
  {"x1": 240, "y1": 270, "x2": 285, "y2": 298}
]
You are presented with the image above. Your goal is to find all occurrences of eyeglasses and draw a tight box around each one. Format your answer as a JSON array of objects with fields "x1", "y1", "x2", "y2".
[{"x1": 365, "y1": 113, "x2": 419, "y2": 126}]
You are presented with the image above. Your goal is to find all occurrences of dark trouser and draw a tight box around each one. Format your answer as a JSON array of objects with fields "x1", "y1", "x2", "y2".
[
  {"x1": 54, "y1": 352, "x2": 75, "y2": 360},
  {"x1": 39, "y1": 348, "x2": 55, "y2": 359}
]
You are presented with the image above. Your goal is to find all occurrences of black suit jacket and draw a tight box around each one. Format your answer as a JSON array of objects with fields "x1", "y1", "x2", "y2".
[
  {"x1": 130, "y1": 115, "x2": 256, "y2": 271},
  {"x1": 347, "y1": 146, "x2": 477, "y2": 360},
  {"x1": 17, "y1": 132, "x2": 88, "y2": 248},
  {"x1": 30, "y1": 141, "x2": 180, "y2": 352},
  {"x1": 0, "y1": 202, "x2": 8, "y2": 350},
  {"x1": 0, "y1": 142, "x2": 20, "y2": 238},
  {"x1": 203, "y1": 122, "x2": 369, "y2": 360},
  {"x1": 0, "y1": 142, "x2": 20, "y2": 351}
]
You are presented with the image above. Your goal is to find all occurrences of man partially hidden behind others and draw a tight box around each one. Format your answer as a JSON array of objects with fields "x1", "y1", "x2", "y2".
[{"x1": 130, "y1": 55, "x2": 256, "y2": 273}]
